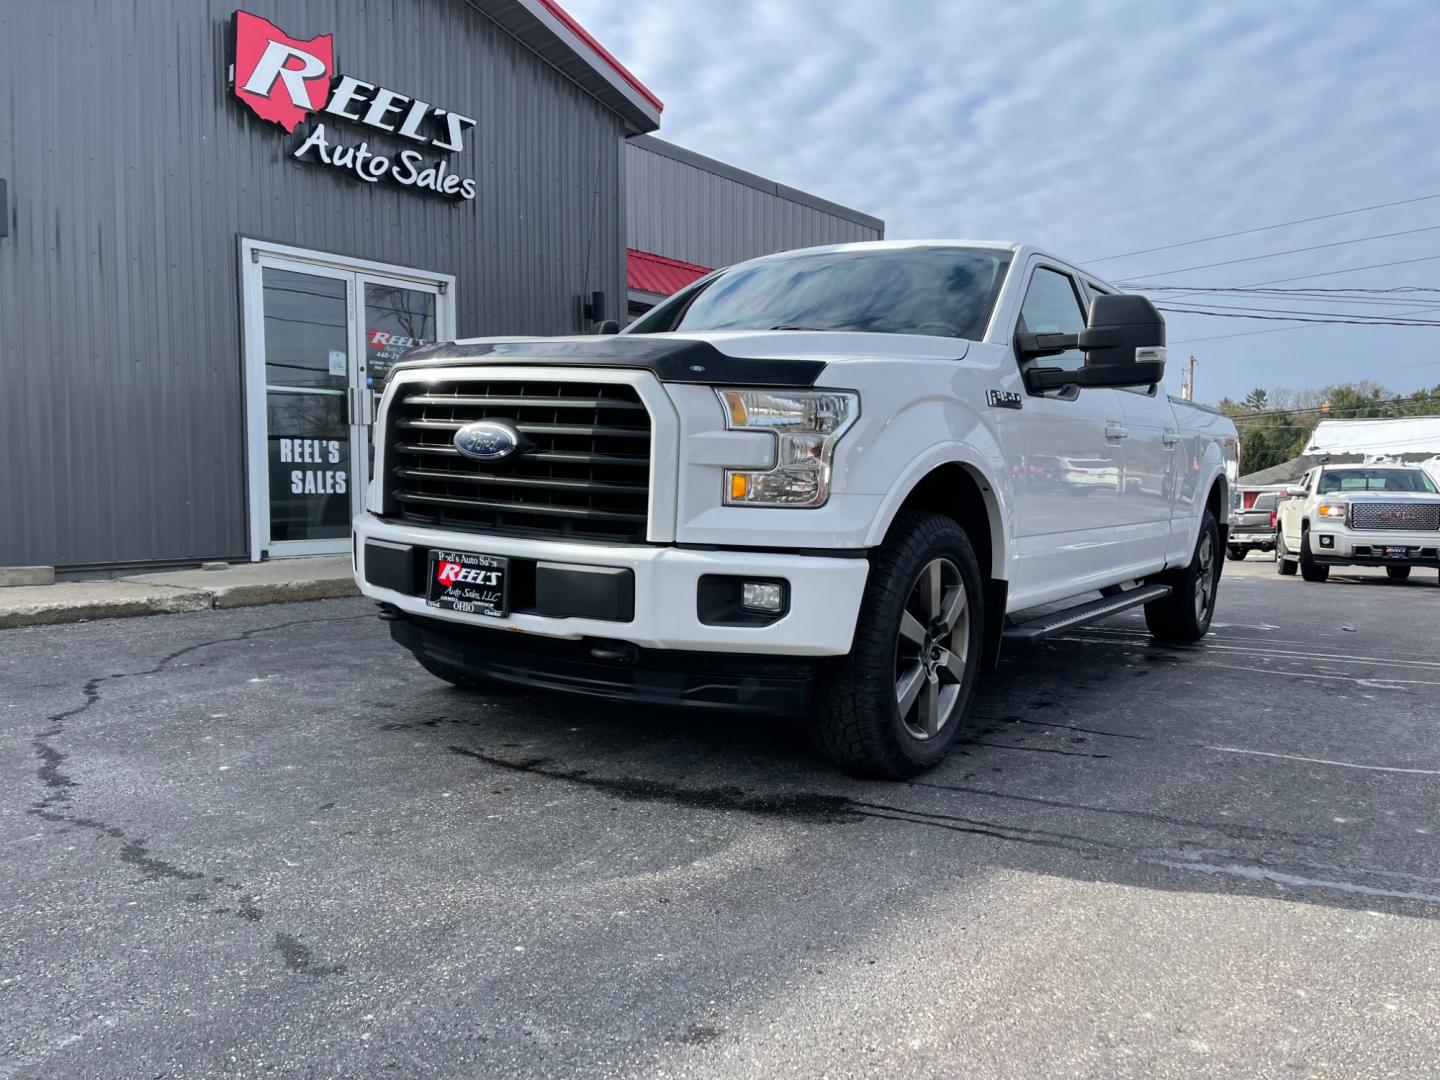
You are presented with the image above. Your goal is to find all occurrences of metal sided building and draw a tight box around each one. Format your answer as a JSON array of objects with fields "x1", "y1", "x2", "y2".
[
  {"x1": 623, "y1": 136, "x2": 884, "y2": 318},
  {"x1": 0, "y1": 0, "x2": 882, "y2": 572}
]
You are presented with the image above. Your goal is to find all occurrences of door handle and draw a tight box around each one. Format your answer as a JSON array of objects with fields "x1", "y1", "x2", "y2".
[
  {"x1": 1104, "y1": 422, "x2": 1129, "y2": 440},
  {"x1": 1162, "y1": 430, "x2": 1180, "y2": 449}
]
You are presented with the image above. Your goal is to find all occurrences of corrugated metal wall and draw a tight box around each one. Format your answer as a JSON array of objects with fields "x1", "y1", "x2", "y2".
[
  {"x1": 625, "y1": 137, "x2": 883, "y2": 269},
  {"x1": 0, "y1": 0, "x2": 627, "y2": 568}
]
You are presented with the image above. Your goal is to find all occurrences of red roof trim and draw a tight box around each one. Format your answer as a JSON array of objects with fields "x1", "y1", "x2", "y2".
[
  {"x1": 535, "y1": 0, "x2": 664, "y2": 113},
  {"x1": 627, "y1": 249, "x2": 712, "y2": 296}
]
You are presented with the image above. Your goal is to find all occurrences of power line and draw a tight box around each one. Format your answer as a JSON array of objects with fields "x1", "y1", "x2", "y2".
[
  {"x1": 1117, "y1": 253, "x2": 1440, "y2": 297},
  {"x1": 1085, "y1": 192, "x2": 1440, "y2": 263},
  {"x1": 1133, "y1": 289, "x2": 1440, "y2": 309},
  {"x1": 1157, "y1": 299, "x2": 1440, "y2": 322},
  {"x1": 1231, "y1": 394, "x2": 1440, "y2": 421},
  {"x1": 1132, "y1": 284, "x2": 1440, "y2": 295},
  {"x1": 1116, "y1": 224, "x2": 1440, "y2": 279},
  {"x1": 1157, "y1": 306, "x2": 1440, "y2": 326}
]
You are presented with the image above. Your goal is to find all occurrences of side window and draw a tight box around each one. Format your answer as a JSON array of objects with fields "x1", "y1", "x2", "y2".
[{"x1": 1018, "y1": 267, "x2": 1087, "y2": 372}]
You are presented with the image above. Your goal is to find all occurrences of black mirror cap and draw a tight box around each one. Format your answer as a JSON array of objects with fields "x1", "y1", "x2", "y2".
[
  {"x1": 596, "y1": 319, "x2": 621, "y2": 335},
  {"x1": 1075, "y1": 293, "x2": 1166, "y2": 387}
]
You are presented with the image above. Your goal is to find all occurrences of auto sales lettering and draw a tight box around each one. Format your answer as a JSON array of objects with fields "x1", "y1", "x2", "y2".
[{"x1": 230, "y1": 10, "x2": 477, "y2": 200}]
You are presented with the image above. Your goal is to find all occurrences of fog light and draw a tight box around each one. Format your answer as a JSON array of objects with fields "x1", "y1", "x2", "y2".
[
  {"x1": 1319, "y1": 534, "x2": 1334, "y2": 548},
  {"x1": 741, "y1": 581, "x2": 785, "y2": 613}
]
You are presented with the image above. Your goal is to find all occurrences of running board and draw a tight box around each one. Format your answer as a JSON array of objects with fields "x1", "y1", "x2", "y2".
[{"x1": 1002, "y1": 584, "x2": 1170, "y2": 643}]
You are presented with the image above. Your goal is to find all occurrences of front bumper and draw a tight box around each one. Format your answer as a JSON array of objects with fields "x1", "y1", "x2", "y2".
[
  {"x1": 387, "y1": 611, "x2": 815, "y2": 715},
  {"x1": 352, "y1": 513, "x2": 870, "y2": 657},
  {"x1": 1308, "y1": 524, "x2": 1440, "y2": 567}
]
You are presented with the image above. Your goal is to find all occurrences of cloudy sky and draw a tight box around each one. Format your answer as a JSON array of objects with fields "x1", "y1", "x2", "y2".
[{"x1": 565, "y1": 0, "x2": 1440, "y2": 404}]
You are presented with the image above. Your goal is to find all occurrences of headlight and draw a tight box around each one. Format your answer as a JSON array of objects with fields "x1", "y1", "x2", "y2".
[
  {"x1": 716, "y1": 388, "x2": 859, "y2": 507},
  {"x1": 1316, "y1": 503, "x2": 1347, "y2": 518}
]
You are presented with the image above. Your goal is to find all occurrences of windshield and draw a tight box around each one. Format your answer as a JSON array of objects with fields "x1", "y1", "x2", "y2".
[
  {"x1": 627, "y1": 247, "x2": 1013, "y2": 341},
  {"x1": 1252, "y1": 494, "x2": 1279, "y2": 511},
  {"x1": 1318, "y1": 468, "x2": 1438, "y2": 494}
]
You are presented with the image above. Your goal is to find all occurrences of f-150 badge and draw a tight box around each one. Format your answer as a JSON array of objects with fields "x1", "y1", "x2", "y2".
[{"x1": 987, "y1": 390, "x2": 1023, "y2": 409}]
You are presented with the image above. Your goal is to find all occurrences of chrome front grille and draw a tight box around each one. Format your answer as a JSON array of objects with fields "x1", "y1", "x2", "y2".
[
  {"x1": 1349, "y1": 502, "x2": 1440, "y2": 531},
  {"x1": 383, "y1": 378, "x2": 652, "y2": 543}
]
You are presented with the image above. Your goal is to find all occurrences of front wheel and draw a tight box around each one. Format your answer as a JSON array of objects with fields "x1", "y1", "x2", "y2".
[
  {"x1": 811, "y1": 511, "x2": 984, "y2": 779},
  {"x1": 1144, "y1": 511, "x2": 1221, "y2": 643},
  {"x1": 1275, "y1": 528, "x2": 1297, "y2": 575},
  {"x1": 1387, "y1": 566, "x2": 1412, "y2": 581},
  {"x1": 1299, "y1": 530, "x2": 1329, "y2": 583}
]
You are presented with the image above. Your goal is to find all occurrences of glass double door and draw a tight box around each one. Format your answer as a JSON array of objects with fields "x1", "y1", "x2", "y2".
[{"x1": 243, "y1": 243, "x2": 454, "y2": 558}]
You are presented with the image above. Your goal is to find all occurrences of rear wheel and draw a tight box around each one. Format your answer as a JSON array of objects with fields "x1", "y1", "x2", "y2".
[
  {"x1": 1227, "y1": 545, "x2": 1247, "y2": 561},
  {"x1": 811, "y1": 511, "x2": 984, "y2": 779},
  {"x1": 1275, "y1": 528, "x2": 1297, "y2": 575},
  {"x1": 417, "y1": 655, "x2": 494, "y2": 690},
  {"x1": 1387, "y1": 566, "x2": 1412, "y2": 581},
  {"x1": 1299, "y1": 529, "x2": 1329, "y2": 583},
  {"x1": 1144, "y1": 511, "x2": 1221, "y2": 643}
]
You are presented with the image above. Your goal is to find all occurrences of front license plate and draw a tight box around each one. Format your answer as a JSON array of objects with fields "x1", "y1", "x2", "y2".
[
  {"x1": 426, "y1": 549, "x2": 509, "y2": 618},
  {"x1": 1383, "y1": 546, "x2": 1410, "y2": 559}
]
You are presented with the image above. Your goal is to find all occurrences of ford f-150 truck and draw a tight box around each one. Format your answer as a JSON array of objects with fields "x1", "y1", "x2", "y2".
[
  {"x1": 353, "y1": 241, "x2": 1239, "y2": 777},
  {"x1": 1274, "y1": 462, "x2": 1440, "y2": 582}
]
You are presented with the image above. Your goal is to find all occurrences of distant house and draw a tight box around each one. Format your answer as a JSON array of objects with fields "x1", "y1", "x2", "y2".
[{"x1": 1238, "y1": 415, "x2": 1440, "y2": 495}]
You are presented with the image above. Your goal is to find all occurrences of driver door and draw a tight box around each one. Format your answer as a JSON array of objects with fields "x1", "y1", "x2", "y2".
[{"x1": 1006, "y1": 262, "x2": 1129, "y2": 607}]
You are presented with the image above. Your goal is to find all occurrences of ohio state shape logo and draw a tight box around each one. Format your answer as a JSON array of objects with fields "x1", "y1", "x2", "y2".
[{"x1": 232, "y1": 11, "x2": 334, "y2": 133}]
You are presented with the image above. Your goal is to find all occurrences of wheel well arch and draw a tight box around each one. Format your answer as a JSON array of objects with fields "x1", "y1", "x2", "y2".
[
  {"x1": 1206, "y1": 475, "x2": 1228, "y2": 524},
  {"x1": 889, "y1": 462, "x2": 1002, "y2": 581},
  {"x1": 1206, "y1": 474, "x2": 1229, "y2": 543}
]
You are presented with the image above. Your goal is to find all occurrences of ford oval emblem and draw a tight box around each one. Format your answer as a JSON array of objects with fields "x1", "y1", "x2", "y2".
[{"x1": 454, "y1": 420, "x2": 521, "y2": 461}]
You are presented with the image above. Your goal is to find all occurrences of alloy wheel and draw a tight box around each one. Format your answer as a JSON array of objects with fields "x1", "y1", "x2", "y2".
[
  {"x1": 894, "y1": 558, "x2": 970, "y2": 741},
  {"x1": 1195, "y1": 530, "x2": 1216, "y2": 621}
]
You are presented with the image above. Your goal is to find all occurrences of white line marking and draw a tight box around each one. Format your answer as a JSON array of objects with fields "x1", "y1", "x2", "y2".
[
  {"x1": 1206, "y1": 745, "x2": 1440, "y2": 776},
  {"x1": 1154, "y1": 859, "x2": 1440, "y2": 904},
  {"x1": 1187, "y1": 660, "x2": 1440, "y2": 688},
  {"x1": 1058, "y1": 633, "x2": 1440, "y2": 670}
]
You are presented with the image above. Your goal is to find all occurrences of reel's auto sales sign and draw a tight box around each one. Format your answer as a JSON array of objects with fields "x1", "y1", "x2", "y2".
[{"x1": 231, "y1": 10, "x2": 478, "y2": 200}]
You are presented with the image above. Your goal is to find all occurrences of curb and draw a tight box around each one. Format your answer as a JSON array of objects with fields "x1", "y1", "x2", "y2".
[{"x1": 0, "y1": 578, "x2": 360, "y2": 630}]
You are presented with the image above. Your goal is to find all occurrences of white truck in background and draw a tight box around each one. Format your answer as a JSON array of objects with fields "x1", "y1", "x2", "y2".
[
  {"x1": 1274, "y1": 462, "x2": 1440, "y2": 582},
  {"x1": 353, "y1": 241, "x2": 1239, "y2": 777}
]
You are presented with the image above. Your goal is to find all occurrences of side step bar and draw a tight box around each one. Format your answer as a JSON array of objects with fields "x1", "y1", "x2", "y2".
[{"x1": 1002, "y1": 583, "x2": 1170, "y2": 643}]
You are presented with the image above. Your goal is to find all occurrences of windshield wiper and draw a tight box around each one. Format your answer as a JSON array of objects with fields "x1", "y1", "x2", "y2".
[{"x1": 769, "y1": 324, "x2": 836, "y2": 332}]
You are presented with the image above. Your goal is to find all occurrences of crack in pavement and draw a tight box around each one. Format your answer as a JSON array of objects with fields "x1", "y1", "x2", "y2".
[{"x1": 26, "y1": 611, "x2": 369, "y2": 976}]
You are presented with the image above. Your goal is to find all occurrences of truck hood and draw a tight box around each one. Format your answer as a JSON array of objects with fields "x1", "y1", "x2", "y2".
[{"x1": 388, "y1": 331, "x2": 970, "y2": 387}]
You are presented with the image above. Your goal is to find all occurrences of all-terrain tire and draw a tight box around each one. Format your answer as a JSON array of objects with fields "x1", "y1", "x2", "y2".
[
  {"x1": 417, "y1": 654, "x2": 494, "y2": 690},
  {"x1": 1275, "y1": 528, "x2": 1297, "y2": 575},
  {"x1": 1144, "y1": 511, "x2": 1221, "y2": 643},
  {"x1": 1387, "y1": 566, "x2": 1412, "y2": 581},
  {"x1": 810, "y1": 511, "x2": 985, "y2": 779},
  {"x1": 1299, "y1": 529, "x2": 1329, "y2": 583}
]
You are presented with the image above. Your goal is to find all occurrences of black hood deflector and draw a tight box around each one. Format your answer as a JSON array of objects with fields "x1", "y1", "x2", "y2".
[{"x1": 386, "y1": 337, "x2": 826, "y2": 387}]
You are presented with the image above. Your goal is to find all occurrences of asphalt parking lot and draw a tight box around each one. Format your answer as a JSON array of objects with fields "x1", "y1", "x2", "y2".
[{"x1": 4, "y1": 558, "x2": 1439, "y2": 1078}]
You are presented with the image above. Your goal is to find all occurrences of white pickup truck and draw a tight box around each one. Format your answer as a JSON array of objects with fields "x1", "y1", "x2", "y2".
[
  {"x1": 354, "y1": 241, "x2": 1239, "y2": 777},
  {"x1": 1274, "y1": 462, "x2": 1440, "y2": 582}
]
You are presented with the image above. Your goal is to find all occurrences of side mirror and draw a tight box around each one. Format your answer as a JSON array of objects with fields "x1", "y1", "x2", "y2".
[
  {"x1": 1283, "y1": 485, "x2": 1307, "y2": 498},
  {"x1": 1021, "y1": 293, "x2": 1166, "y2": 391},
  {"x1": 596, "y1": 319, "x2": 621, "y2": 335}
]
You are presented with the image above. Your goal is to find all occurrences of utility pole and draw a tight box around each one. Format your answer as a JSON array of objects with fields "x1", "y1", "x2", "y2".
[{"x1": 1182, "y1": 355, "x2": 1197, "y2": 401}]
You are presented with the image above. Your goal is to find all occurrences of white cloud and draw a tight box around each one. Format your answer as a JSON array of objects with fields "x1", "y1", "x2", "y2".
[{"x1": 569, "y1": 0, "x2": 1440, "y2": 400}]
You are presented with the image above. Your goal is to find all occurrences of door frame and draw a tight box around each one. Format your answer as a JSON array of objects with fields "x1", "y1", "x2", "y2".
[{"x1": 240, "y1": 238, "x2": 457, "y2": 560}]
